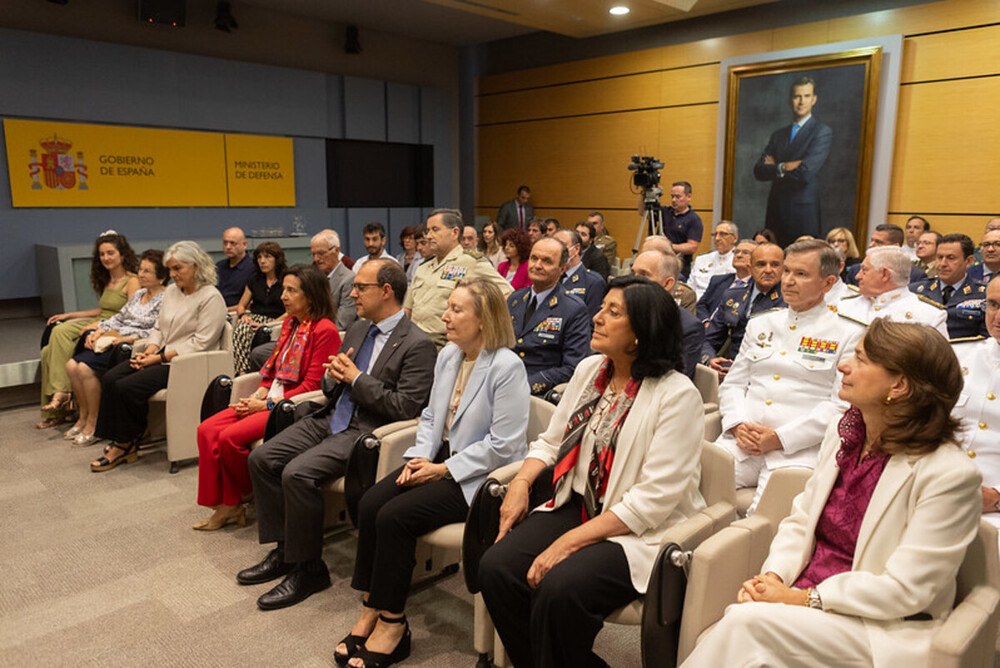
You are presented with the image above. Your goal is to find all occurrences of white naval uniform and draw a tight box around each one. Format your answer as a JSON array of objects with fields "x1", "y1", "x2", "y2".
[
  {"x1": 836, "y1": 286, "x2": 949, "y2": 338},
  {"x1": 715, "y1": 301, "x2": 864, "y2": 513},
  {"x1": 689, "y1": 250, "x2": 734, "y2": 299},
  {"x1": 823, "y1": 278, "x2": 853, "y2": 307},
  {"x1": 953, "y1": 336, "x2": 1000, "y2": 543}
]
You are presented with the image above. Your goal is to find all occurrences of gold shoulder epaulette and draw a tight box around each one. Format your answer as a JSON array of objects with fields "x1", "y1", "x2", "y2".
[
  {"x1": 949, "y1": 335, "x2": 987, "y2": 344},
  {"x1": 837, "y1": 312, "x2": 868, "y2": 327},
  {"x1": 841, "y1": 292, "x2": 861, "y2": 300},
  {"x1": 916, "y1": 294, "x2": 945, "y2": 309}
]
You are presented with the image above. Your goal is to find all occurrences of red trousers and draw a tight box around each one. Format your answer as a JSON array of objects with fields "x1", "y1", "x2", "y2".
[{"x1": 197, "y1": 407, "x2": 270, "y2": 507}]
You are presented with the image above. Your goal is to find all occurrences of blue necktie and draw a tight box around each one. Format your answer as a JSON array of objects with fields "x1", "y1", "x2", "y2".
[
  {"x1": 790, "y1": 123, "x2": 799, "y2": 142},
  {"x1": 329, "y1": 324, "x2": 379, "y2": 435}
]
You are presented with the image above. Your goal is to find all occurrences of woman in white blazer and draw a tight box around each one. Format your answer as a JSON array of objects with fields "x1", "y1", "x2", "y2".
[
  {"x1": 685, "y1": 318, "x2": 982, "y2": 668},
  {"x1": 480, "y1": 275, "x2": 706, "y2": 668},
  {"x1": 335, "y1": 277, "x2": 528, "y2": 668}
]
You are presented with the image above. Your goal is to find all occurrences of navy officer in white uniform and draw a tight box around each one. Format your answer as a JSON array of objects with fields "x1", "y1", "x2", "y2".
[
  {"x1": 716, "y1": 239, "x2": 864, "y2": 514},
  {"x1": 837, "y1": 246, "x2": 947, "y2": 337}
]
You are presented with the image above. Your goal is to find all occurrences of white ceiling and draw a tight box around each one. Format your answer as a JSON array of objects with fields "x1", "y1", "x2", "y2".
[{"x1": 237, "y1": 0, "x2": 776, "y2": 46}]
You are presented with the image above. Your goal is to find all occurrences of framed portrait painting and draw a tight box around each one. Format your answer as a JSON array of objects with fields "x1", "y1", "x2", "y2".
[{"x1": 715, "y1": 37, "x2": 903, "y2": 248}]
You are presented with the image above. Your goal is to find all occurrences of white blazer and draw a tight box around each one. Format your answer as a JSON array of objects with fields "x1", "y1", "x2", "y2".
[
  {"x1": 404, "y1": 344, "x2": 529, "y2": 504},
  {"x1": 763, "y1": 417, "x2": 983, "y2": 666},
  {"x1": 526, "y1": 354, "x2": 706, "y2": 593}
]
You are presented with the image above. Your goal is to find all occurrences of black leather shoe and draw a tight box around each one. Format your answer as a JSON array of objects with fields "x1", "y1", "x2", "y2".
[
  {"x1": 237, "y1": 548, "x2": 293, "y2": 586},
  {"x1": 256, "y1": 563, "x2": 331, "y2": 610}
]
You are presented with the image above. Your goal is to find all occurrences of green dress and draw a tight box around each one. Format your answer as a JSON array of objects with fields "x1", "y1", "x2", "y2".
[{"x1": 40, "y1": 275, "x2": 133, "y2": 415}]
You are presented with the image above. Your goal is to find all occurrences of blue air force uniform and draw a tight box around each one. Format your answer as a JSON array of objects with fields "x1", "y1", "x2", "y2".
[
  {"x1": 909, "y1": 277, "x2": 988, "y2": 339},
  {"x1": 702, "y1": 282, "x2": 786, "y2": 363},
  {"x1": 560, "y1": 265, "x2": 607, "y2": 319},
  {"x1": 508, "y1": 286, "x2": 592, "y2": 396}
]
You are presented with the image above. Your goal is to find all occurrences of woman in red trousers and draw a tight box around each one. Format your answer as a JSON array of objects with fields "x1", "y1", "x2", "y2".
[{"x1": 194, "y1": 264, "x2": 341, "y2": 531}]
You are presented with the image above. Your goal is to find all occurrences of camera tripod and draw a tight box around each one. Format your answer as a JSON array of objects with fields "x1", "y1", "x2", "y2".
[{"x1": 631, "y1": 188, "x2": 664, "y2": 255}]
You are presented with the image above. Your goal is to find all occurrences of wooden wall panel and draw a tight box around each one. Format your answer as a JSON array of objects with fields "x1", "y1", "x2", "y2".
[
  {"x1": 478, "y1": 49, "x2": 664, "y2": 95},
  {"x1": 885, "y1": 214, "x2": 996, "y2": 242},
  {"x1": 479, "y1": 65, "x2": 718, "y2": 126},
  {"x1": 901, "y1": 25, "x2": 1000, "y2": 83},
  {"x1": 828, "y1": 0, "x2": 1000, "y2": 44},
  {"x1": 889, "y1": 77, "x2": 1000, "y2": 214}
]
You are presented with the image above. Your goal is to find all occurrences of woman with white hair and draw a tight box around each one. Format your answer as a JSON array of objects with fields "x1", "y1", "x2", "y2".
[{"x1": 91, "y1": 241, "x2": 228, "y2": 472}]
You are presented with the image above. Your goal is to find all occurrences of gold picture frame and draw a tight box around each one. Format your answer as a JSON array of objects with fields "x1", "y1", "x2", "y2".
[{"x1": 722, "y1": 46, "x2": 882, "y2": 247}]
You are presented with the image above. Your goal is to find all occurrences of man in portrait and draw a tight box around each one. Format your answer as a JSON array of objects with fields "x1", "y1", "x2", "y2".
[{"x1": 753, "y1": 75, "x2": 833, "y2": 246}]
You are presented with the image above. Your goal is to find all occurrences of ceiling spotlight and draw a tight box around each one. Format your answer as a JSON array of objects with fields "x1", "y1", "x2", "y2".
[
  {"x1": 214, "y1": 1, "x2": 238, "y2": 32},
  {"x1": 609, "y1": 6, "x2": 630, "y2": 15}
]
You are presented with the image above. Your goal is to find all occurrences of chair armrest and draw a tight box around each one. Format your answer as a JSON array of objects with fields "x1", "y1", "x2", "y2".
[
  {"x1": 489, "y1": 460, "x2": 525, "y2": 486},
  {"x1": 677, "y1": 516, "x2": 773, "y2": 663},
  {"x1": 929, "y1": 584, "x2": 1000, "y2": 668},
  {"x1": 290, "y1": 389, "x2": 326, "y2": 406},
  {"x1": 372, "y1": 417, "x2": 420, "y2": 441},
  {"x1": 343, "y1": 422, "x2": 419, "y2": 527},
  {"x1": 231, "y1": 372, "x2": 262, "y2": 400}
]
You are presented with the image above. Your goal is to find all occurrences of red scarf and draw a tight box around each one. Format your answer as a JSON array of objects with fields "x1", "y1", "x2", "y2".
[{"x1": 260, "y1": 318, "x2": 313, "y2": 384}]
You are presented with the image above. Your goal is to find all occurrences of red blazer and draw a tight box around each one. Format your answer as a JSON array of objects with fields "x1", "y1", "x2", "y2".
[
  {"x1": 258, "y1": 318, "x2": 341, "y2": 399},
  {"x1": 497, "y1": 260, "x2": 531, "y2": 290}
]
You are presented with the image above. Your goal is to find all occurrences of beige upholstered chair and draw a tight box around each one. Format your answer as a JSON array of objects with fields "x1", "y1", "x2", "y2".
[
  {"x1": 145, "y1": 322, "x2": 233, "y2": 473},
  {"x1": 675, "y1": 469, "x2": 1000, "y2": 667},
  {"x1": 484, "y1": 441, "x2": 737, "y2": 668}
]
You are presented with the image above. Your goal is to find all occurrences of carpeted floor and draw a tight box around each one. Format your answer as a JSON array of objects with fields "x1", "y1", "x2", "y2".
[{"x1": 0, "y1": 405, "x2": 640, "y2": 667}]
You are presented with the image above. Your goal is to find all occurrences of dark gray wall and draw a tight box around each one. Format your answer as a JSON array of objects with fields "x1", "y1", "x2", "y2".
[{"x1": 0, "y1": 27, "x2": 453, "y2": 302}]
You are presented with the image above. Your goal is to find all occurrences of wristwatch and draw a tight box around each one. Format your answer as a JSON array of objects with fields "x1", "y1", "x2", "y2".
[{"x1": 807, "y1": 588, "x2": 822, "y2": 610}]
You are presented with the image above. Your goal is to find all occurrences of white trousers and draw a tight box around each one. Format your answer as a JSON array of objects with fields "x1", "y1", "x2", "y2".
[{"x1": 682, "y1": 602, "x2": 874, "y2": 668}]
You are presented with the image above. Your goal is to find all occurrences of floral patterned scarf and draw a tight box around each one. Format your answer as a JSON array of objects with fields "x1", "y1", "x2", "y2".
[{"x1": 260, "y1": 317, "x2": 313, "y2": 384}]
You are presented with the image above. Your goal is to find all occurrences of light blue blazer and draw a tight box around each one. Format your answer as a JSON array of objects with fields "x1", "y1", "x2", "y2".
[{"x1": 403, "y1": 344, "x2": 529, "y2": 504}]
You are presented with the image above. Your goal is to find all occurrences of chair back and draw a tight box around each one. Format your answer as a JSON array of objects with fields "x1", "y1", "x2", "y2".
[
  {"x1": 219, "y1": 322, "x2": 234, "y2": 353},
  {"x1": 957, "y1": 521, "x2": 1000, "y2": 602},
  {"x1": 693, "y1": 364, "x2": 719, "y2": 407},
  {"x1": 699, "y1": 442, "x2": 736, "y2": 508},
  {"x1": 527, "y1": 396, "x2": 556, "y2": 442}
]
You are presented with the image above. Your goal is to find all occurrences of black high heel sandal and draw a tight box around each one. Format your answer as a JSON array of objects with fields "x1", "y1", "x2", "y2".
[
  {"x1": 351, "y1": 614, "x2": 410, "y2": 668},
  {"x1": 91, "y1": 440, "x2": 138, "y2": 472},
  {"x1": 335, "y1": 599, "x2": 377, "y2": 666}
]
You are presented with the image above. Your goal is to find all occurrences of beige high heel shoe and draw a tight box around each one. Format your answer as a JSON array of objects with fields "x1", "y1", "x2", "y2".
[{"x1": 192, "y1": 505, "x2": 247, "y2": 531}]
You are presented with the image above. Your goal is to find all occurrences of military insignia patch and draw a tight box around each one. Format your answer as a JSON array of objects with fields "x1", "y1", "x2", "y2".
[
  {"x1": 568, "y1": 287, "x2": 586, "y2": 295},
  {"x1": 535, "y1": 317, "x2": 563, "y2": 332},
  {"x1": 440, "y1": 265, "x2": 468, "y2": 281},
  {"x1": 798, "y1": 336, "x2": 839, "y2": 355},
  {"x1": 548, "y1": 296, "x2": 558, "y2": 307}
]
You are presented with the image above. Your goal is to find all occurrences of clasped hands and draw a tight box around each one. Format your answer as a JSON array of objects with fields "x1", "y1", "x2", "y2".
[
  {"x1": 395, "y1": 457, "x2": 448, "y2": 487},
  {"x1": 131, "y1": 347, "x2": 165, "y2": 369},
  {"x1": 231, "y1": 395, "x2": 267, "y2": 418},
  {"x1": 324, "y1": 348, "x2": 361, "y2": 384},
  {"x1": 732, "y1": 423, "x2": 782, "y2": 457},
  {"x1": 737, "y1": 572, "x2": 808, "y2": 606}
]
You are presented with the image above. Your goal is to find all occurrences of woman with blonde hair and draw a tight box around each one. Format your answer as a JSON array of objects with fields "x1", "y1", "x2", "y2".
[
  {"x1": 335, "y1": 277, "x2": 528, "y2": 667},
  {"x1": 685, "y1": 319, "x2": 982, "y2": 667},
  {"x1": 37, "y1": 230, "x2": 139, "y2": 428},
  {"x1": 91, "y1": 241, "x2": 228, "y2": 472}
]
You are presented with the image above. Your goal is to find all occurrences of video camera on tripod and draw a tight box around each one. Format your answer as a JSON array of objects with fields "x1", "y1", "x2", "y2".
[{"x1": 627, "y1": 154, "x2": 666, "y2": 251}]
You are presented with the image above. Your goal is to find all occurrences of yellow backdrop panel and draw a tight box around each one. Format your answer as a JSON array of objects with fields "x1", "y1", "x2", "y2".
[
  {"x1": 5, "y1": 119, "x2": 227, "y2": 207},
  {"x1": 889, "y1": 77, "x2": 1000, "y2": 214},
  {"x1": 225, "y1": 134, "x2": 296, "y2": 207}
]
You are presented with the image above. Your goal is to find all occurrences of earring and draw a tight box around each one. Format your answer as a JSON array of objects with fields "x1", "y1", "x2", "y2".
[
  {"x1": 634, "y1": 339, "x2": 639, "y2": 347},
  {"x1": 884, "y1": 393, "x2": 893, "y2": 405}
]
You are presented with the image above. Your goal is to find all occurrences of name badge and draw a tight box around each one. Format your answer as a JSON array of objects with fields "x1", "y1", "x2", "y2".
[{"x1": 537, "y1": 332, "x2": 556, "y2": 341}]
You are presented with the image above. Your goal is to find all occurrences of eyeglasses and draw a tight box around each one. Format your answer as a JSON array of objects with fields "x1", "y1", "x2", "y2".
[
  {"x1": 310, "y1": 248, "x2": 335, "y2": 258},
  {"x1": 982, "y1": 242, "x2": 1000, "y2": 250},
  {"x1": 713, "y1": 231, "x2": 735, "y2": 237},
  {"x1": 352, "y1": 282, "x2": 381, "y2": 291}
]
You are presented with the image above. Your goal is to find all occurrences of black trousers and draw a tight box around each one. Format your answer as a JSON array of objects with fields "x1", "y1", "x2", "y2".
[
  {"x1": 94, "y1": 360, "x2": 170, "y2": 444},
  {"x1": 479, "y1": 497, "x2": 639, "y2": 668},
  {"x1": 248, "y1": 413, "x2": 358, "y2": 563},
  {"x1": 350, "y1": 465, "x2": 468, "y2": 614}
]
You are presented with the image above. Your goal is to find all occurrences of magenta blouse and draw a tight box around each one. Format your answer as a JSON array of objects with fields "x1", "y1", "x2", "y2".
[{"x1": 793, "y1": 407, "x2": 890, "y2": 590}]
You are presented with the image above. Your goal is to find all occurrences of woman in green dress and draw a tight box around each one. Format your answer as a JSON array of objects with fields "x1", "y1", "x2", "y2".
[{"x1": 37, "y1": 231, "x2": 139, "y2": 429}]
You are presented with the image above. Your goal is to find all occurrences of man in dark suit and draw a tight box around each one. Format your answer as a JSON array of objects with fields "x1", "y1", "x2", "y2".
[
  {"x1": 696, "y1": 239, "x2": 756, "y2": 322},
  {"x1": 553, "y1": 228, "x2": 606, "y2": 319},
  {"x1": 508, "y1": 237, "x2": 592, "y2": 396},
  {"x1": 631, "y1": 248, "x2": 705, "y2": 378},
  {"x1": 496, "y1": 185, "x2": 533, "y2": 232},
  {"x1": 910, "y1": 233, "x2": 989, "y2": 339},
  {"x1": 575, "y1": 220, "x2": 611, "y2": 281},
  {"x1": 237, "y1": 259, "x2": 436, "y2": 610},
  {"x1": 753, "y1": 76, "x2": 833, "y2": 246},
  {"x1": 703, "y1": 243, "x2": 786, "y2": 378}
]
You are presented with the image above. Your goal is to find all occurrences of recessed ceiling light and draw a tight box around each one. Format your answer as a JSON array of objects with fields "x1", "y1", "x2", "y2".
[{"x1": 609, "y1": 6, "x2": 630, "y2": 15}]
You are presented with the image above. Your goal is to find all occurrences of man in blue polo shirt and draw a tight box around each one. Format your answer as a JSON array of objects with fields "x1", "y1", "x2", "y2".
[
  {"x1": 216, "y1": 227, "x2": 254, "y2": 311},
  {"x1": 660, "y1": 181, "x2": 703, "y2": 281}
]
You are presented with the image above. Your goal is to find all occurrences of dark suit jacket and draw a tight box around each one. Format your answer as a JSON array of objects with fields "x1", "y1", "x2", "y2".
[
  {"x1": 696, "y1": 272, "x2": 741, "y2": 322},
  {"x1": 508, "y1": 287, "x2": 592, "y2": 395},
  {"x1": 561, "y1": 266, "x2": 606, "y2": 319},
  {"x1": 679, "y1": 306, "x2": 705, "y2": 379},
  {"x1": 908, "y1": 277, "x2": 989, "y2": 339},
  {"x1": 702, "y1": 282, "x2": 785, "y2": 362},
  {"x1": 497, "y1": 199, "x2": 534, "y2": 232},
  {"x1": 753, "y1": 116, "x2": 833, "y2": 246},
  {"x1": 581, "y1": 244, "x2": 611, "y2": 281},
  {"x1": 316, "y1": 314, "x2": 437, "y2": 432}
]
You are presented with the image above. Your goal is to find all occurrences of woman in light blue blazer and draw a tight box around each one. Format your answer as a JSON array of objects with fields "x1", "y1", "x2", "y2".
[{"x1": 335, "y1": 277, "x2": 528, "y2": 668}]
